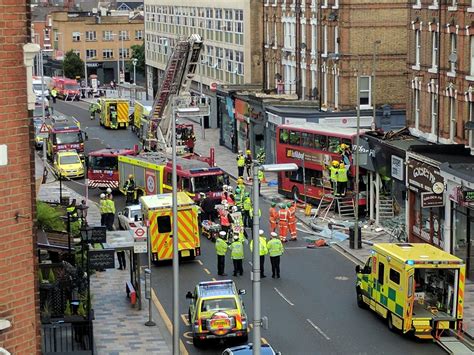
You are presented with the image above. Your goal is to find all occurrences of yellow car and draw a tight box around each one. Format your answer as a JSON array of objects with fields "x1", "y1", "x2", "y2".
[
  {"x1": 186, "y1": 280, "x2": 248, "y2": 347},
  {"x1": 53, "y1": 150, "x2": 84, "y2": 179}
]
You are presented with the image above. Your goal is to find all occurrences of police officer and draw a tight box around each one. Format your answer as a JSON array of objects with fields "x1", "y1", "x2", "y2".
[
  {"x1": 105, "y1": 194, "x2": 116, "y2": 231},
  {"x1": 216, "y1": 231, "x2": 228, "y2": 276},
  {"x1": 267, "y1": 232, "x2": 284, "y2": 278},
  {"x1": 230, "y1": 235, "x2": 244, "y2": 276},
  {"x1": 123, "y1": 174, "x2": 136, "y2": 204},
  {"x1": 257, "y1": 169, "x2": 264, "y2": 196},
  {"x1": 99, "y1": 193, "x2": 107, "y2": 226},
  {"x1": 242, "y1": 192, "x2": 252, "y2": 228},
  {"x1": 250, "y1": 230, "x2": 268, "y2": 278},
  {"x1": 50, "y1": 87, "x2": 57, "y2": 104},
  {"x1": 236, "y1": 151, "x2": 245, "y2": 178}
]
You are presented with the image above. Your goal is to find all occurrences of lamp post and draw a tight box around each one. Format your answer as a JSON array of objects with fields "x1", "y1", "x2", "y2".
[
  {"x1": 132, "y1": 57, "x2": 138, "y2": 85},
  {"x1": 82, "y1": 32, "x2": 88, "y2": 90},
  {"x1": 327, "y1": 52, "x2": 362, "y2": 247},
  {"x1": 371, "y1": 40, "x2": 381, "y2": 130},
  {"x1": 173, "y1": 105, "x2": 200, "y2": 354},
  {"x1": 111, "y1": 33, "x2": 121, "y2": 85},
  {"x1": 200, "y1": 59, "x2": 207, "y2": 140},
  {"x1": 251, "y1": 163, "x2": 298, "y2": 355}
]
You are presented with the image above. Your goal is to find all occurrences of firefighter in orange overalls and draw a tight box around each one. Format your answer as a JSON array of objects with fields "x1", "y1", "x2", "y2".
[
  {"x1": 269, "y1": 202, "x2": 279, "y2": 233},
  {"x1": 278, "y1": 203, "x2": 289, "y2": 242},
  {"x1": 287, "y1": 201, "x2": 297, "y2": 241}
]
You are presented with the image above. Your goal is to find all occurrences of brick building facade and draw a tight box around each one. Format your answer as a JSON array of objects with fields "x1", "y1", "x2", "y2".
[
  {"x1": 0, "y1": 1, "x2": 40, "y2": 354},
  {"x1": 407, "y1": 0, "x2": 474, "y2": 150},
  {"x1": 264, "y1": 0, "x2": 407, "y2": 112}
]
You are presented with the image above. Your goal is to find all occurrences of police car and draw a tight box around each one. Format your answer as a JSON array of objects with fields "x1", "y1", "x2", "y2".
[{"x1": 186, "y1": 280, "x2": 248, "y2": 347}]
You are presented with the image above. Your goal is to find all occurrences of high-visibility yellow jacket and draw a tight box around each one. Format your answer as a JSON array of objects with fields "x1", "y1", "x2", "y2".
[
  {"x1": 215, "y1": 238, "x2": 228, "y2": 256},
  {"x1": 267, "y1": 238, "x2": 284, "y2": 257},
  {"x1": 337, "y1": 166, "x2": 348, "y2": 183},
  {"x1": 250, "y1": 236, "x2": 268, "y2": 256}
]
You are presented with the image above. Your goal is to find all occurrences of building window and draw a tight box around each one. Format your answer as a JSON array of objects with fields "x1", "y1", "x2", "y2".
[
  {"x1": 216, "y1": 47, "x2": 223, "y2": 70},
  {"x1": 414, "y1": 87, "x2": 420, "y2": 130},
  {"x1": 283, "y1": 19, "x2": 291, "y2": 49},
  {"x1": 334, "y1": 72, "x2": 339, "y2": 109},
  {"x1": 449, "y1": 96, "x2": 456, "y2": 142},
  {"x1": 103, "y1": 31, "x2": 114, "y2": 41},
  {"x1": 119, "y1": 48, "x2": 130, "y2": 59},
  {"x1": 449, "y1": 32, "x2": 457, "y2": 73},
  {"x1": 85, "y1": 31, "x2": 96, "y2": 41},
  {"x1": 236, "y1": 50, "x2": 244, "y2": 75},
  {"x1": 322, "y1": 67, "x2": 327, "y2": 107},
  {"x1": 323, "y1": 25, "x2": 328, "y2": 56},
  {"x1": 470, "y1": 36, "x2": 474, "y2": 76},
  {"x1": 86, "y1": 49, "x2": 97, "y2": 59},
  {"x1": 431, "y1": 31, "x2": 438, "y2": 69},
  {"x1": 415, "y1": 29, "x2": 421, "y2": 67},
  {"x1": 119, "y1": 30, "x2": 129, "y2": 41},
  {"x1": 72, "y1": 32, "x2": 81, "y2": 42},
  {"x1": 359, "y1": 76, "x2": 371, "y2": 107},
  {"x1": 103, "y1": 49, "x2": 114, "y2": 59},
  {"x1": 334, "y1": 26, "x2": 339, "y2": 54},
  {"x1": 135, "y1": 30, "x2": 143, "y2": 40},
  {"x1": 333, "y1": 0, "x2": 339, "y2": 8},
  {"x1": 430, "y1": 92, "x2": 438, "y2": 135},
  {"x1": 311, "y1": 23, "x2": 317, "y2": 55},
  {"x1": 206, "y1": 45, "x2": 214, "y2": 67},
  {"x1": 469, "y1": 102, "x2": 474, "y2": 151},
  {"x1": 225, "y1": 48, "x2": 234, "y2": 72}
]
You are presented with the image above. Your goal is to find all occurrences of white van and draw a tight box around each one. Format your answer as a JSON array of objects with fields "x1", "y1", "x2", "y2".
[{"x1": 33, "y1": 77, "x2": 50, "y2": 99}]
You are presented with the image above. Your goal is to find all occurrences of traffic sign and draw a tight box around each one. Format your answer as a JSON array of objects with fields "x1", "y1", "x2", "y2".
[
  {"x1": 145, "y1": 170, "x2": 156, "y2": 195},
  {"x1": 134, "y1": 227, "x2": 146, "y2": 238},
  {"x1": 39, "y1": 123, "x2": 49, "y2": 134},
  {"x1": 133, "y1": 226, "x2": 147, "y2": 254}
]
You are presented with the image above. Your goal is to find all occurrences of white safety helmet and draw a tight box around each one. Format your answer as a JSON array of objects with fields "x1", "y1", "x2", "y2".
[
  {"x1": 100, "y1": 193, "x2": 106, "y2": 199},
  {"x1": 271, "y1": 232, "x2": 278, "y2": 238},
  {"x1": 232, "y1": 206, "x2": 238, "y2": 213},
  {"x1": 219, "y1": 231, "x2": 227, "y2": 238},
  {"x1": 106, "y1": 187, "x2": 112, "y2": 194},
  {"x1": 223, "y1": 185, "x2": 228, "y2": 191},
  {"x1": 222, "y1": 200, "x2": 228, "y2": 206},
  {"x1": 233, "y1": 235, "x2": 240, "y2": 241},
  {"x1": 227, "y1": 186, "x2": 233, "y2": 192},
  {"x1": 259, "y1": 229, "x2": 264, "y2": 235}
]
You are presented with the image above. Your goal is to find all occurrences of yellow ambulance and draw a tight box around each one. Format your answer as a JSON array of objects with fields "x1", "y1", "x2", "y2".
[
  {"x1": 140, "y1": 192, "x2": 200, "y2": 262},
  {"x1": 98, "y1": 98, "x2": 129, "y2": 129},
  {"x1": 355, "y1": 243, "x2": 465, "y2": 339}
]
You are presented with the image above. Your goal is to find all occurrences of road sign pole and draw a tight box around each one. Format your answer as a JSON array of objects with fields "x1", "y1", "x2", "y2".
[{"x1": 145, "y1": 220, "x2": 155, "y2": 327}]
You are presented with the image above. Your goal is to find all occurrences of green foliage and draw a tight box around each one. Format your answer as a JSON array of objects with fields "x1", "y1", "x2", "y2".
[
  {"x1": 48, "y1": 269, "x2": 56, "y2": 284},
  {"x1": 37, "y1": 201, "x2": 65, "y2": 232},
  {"x1": 39, "y1": 269, "x2": 44, "y2": 283},
  {"x1": 77, "y1": 302, "x2": 86, "y2": 317},
  {"x1": 63, "y1": 50, "x2": 84, "y2": 79},
  {"x1": 64, "y1": 300, "x2": 72, "y2": 316},
  {"x1": 128, "y1": 43, "x2": 145, "y2": 73},
  {"x1": 42, "y1": 300, "x2": 51, "y2": 316}
]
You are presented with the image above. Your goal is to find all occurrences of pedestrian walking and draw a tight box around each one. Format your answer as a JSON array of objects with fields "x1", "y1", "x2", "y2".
[
  {"x1": 287, "y1": 201, "x2": 297, "y2": 241},
  {"x1": 99, "y1": 193, "x2": 107, "y2": 226},
  {"x1": 230, "y1": 235, "x2": 244, "y2": 276},
  {"x1": 50, "y1": 88, "x2": 58, "y2": 104},
  {"x1": 117, "y1": 249, "x2": 126, "y2": 270},
  {"x1": 236, "y1": 151, "x2": 245, "y2": 178},
  {"x1": 250, "y1": 230, "x2": 268, "y2": 278},
  {"x1": 278, "y1": 203, "x2": 289, "y2": 242},
  {"x1": 123, "y1": 174, "x2": 136, "y2": 205},
  {"x1": 269, "y1": 202, "x2": 279, "y2": 233},
  {"x1": 244, "y1": 149, "x2": 252, "y2": 180},
  {"x1": 216, "y1": 231, "x2": 228, "y2": 276},
  {"x1": 267, "y1": 232, "x2": 284, "y2": 278}
]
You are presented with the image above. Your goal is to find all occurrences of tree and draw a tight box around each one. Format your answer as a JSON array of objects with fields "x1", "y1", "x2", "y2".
[
  {"x1": 63, "y1": 50, "x2": 84, "y2": 79},
  {"x1": 128, "y1": 43, "x2": 145, "y2": 73}
]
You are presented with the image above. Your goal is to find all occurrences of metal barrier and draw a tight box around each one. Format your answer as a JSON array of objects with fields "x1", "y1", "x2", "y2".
[{"x1": 41, "y1": 320, "x2": 93, "y2": 354}]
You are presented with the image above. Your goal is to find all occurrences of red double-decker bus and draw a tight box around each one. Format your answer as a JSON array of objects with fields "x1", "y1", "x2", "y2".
[
  {"x1": 276, "y1": 122, "x2": 367, "y2": 207},
  {"x1": 87, "y1": 148, "x2": 137, "y2": 190}
]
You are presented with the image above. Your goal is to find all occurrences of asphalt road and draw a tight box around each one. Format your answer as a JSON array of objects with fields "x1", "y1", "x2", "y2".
[{"x1": 51, "y1": 100, "x2": 443, "y2": 355}]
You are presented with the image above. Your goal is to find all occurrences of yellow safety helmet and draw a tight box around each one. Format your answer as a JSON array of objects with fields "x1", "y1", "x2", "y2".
[
  {"x1": 128, "y1": 174, "x2": 134, "y2": 179},
  {"x1": 246, "y1": 150, "x2": 251, "y2": 155},
  {"x1": 332, "y1": 160, "x2": 339, "y2": 167},
  {"x1": 237, "y1": 177, "x2": 244, "y2": 185},
  {"x1": 340, "y1": 143, "x2": 348, "y2": 150}
]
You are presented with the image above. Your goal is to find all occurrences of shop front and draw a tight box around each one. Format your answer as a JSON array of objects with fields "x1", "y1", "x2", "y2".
[
  {"x1": 406, "y1": 153, "x2": 445, "y2": 249},
  {"x1": 440, "y1": 162, "x2": 474, "y2": 279},
  {"x1": 218, "y1": 95, "x2": 237, "y2": 152}
]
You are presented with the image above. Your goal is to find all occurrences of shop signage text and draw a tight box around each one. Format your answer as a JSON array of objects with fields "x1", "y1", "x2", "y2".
[
  {"x1": 463, "y1": 190, "x2": 474, "y2": 203},
  {"x1": 421, "y1": 192, "x2": 444, "y2": 208},
  {"x1": 407, "y1": 159, "x2": 444, "y2": 193}
]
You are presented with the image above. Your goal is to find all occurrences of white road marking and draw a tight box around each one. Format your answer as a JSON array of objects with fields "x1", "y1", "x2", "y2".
[
  {"x1": 203, "y1": 268, "x2": 211, "y2": 275},
  {"x1": 196, "y1": 260, "x2": 203, "y2": 266},
  {"x1": 274, "y1": 287, "x2": 295, "y2": 306},
  {"x1": 306, "y1": 319, "x2": 331, "y2": 341},
  {"x1": 334, "y1": 276, "x2": 349, "y2": 281},
  {"x1": 180, "y1": 314, "x2": 190, "y2": 326}
]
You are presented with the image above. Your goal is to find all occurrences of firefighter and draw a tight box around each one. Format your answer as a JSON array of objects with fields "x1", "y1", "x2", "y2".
[
  {"x1": 328, "y1": 160, "x2": 340, "y2": 196},
  {"x1": 218, "y1": 203, "x2": 231, "y2": 236},
  {"x1": 287, "y1": 201, "x2": 297, "y2": 241},
  {"x1": 242, "y1": 192, "x2": 252, "y2": 228},
  {"x1": 123, "y1": 174, "x2": 136, "y2": 204},
  {"x1": 99, "y1": 193, "x2": 107, "y2": 226},
  {"x1": 216, "y1": 231, "x2": 229, "y2": 276},
  {"x1": 269, "y1": 202, "x2": 279, "y2": 233},
  {"x1": 278, "y1": 203, "x2": 289, "y2": 242},
  {"x1": 244, "y1": 149, "x2": 253, "y2": 180},
  {"x1": 236, "y1": 151, "x2": 245, "y2": 178},
  {"x1": 250, "y1": 230, "x2": 268, "y2": 278},
  {"x1": 267, "y1": 232, "x2": 284, "y2": 278},
  {"x1": 230, "y1": 235, "x2": 244, "y2": 276},
  {"x1": 337, "y1": 161, "x2": 349, "y2": 197}
]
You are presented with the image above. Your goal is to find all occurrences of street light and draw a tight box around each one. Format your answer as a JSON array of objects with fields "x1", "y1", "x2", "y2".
[
  {"x1": 200, "y1": 59, "x2": 207, "y2": 140},
  {"x1": 80, "y1": 32, "x2": 88, "y2": 91},
  {"x1": 132, "y1": 57, "x2": 138, "y2": 85},
  {"x1": 172, "y1": 105, "x2": 200, "y2": 355},
  {"x1": 251, "y1": 163, "x2": 298, "y2": 355},
  {"x1": 327, "y1": 52, "x2": 362, "y2": 248},
  {"x1": 372, "y1": 40, "x2": 381, "y2": 130}
]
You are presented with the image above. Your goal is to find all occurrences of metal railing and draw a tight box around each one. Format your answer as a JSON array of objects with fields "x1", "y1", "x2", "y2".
[{"x1": 41, "y1": 320, "x2": 93, "y2": 354}]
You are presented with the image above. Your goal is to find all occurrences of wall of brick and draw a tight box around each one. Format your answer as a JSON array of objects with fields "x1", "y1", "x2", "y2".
[{"x1": 0, "y1": 1, "x2": 40, "y2": 354}]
